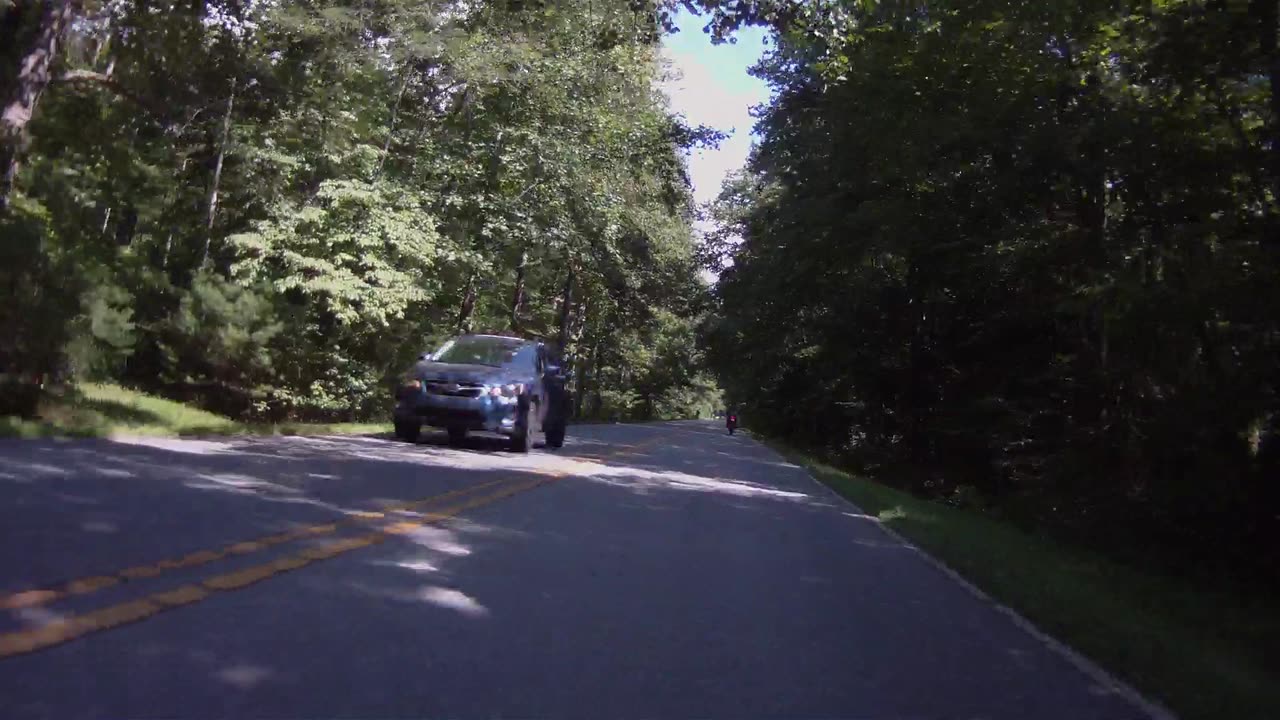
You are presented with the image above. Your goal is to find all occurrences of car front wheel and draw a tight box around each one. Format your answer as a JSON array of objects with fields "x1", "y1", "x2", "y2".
[
  {"x1": 544, "y1": 419, "x2": 565, "y2": 448},
  {"x1": 510, "y1": 398, "x2": 538, "y2": 453},
  {"x1": 394, "y1": 421, "x2": 420, "y2": 443}
]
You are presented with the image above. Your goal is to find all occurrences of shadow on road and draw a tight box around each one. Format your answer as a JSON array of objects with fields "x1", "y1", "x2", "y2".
[
  {"x1": 0, "y1": 422, "x2": 1134, "y2": 720},
  {"x1": 0, "y1": 434, "x2": 534, "y2": 596},
  {"x1": 0, "y1": 425, "x2": 801, "y2": 596}
]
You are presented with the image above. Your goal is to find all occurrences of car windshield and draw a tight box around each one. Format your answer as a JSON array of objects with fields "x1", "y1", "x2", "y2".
[{"x1": 430, "y1": 336, "x2": 524, "y2": 367}]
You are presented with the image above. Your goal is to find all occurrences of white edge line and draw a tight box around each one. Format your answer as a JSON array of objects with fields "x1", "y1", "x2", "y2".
[{"x1": 746, "y1": 432, "x2": 1179, "y2": 720}]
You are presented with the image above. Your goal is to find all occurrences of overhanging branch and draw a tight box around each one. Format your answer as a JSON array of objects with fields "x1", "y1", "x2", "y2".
[{"x1": 52, "y1": 69, "x2": 174, "y2": 128}]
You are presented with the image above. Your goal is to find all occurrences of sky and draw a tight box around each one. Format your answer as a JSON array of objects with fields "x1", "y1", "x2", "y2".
[{"x1": 659, "y1": 10, "x2": 771, "y2": 208}]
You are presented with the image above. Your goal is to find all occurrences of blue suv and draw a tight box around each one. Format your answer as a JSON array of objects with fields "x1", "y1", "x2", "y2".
[{"x1": 393, "y1": 334, "x2": 569, "y2": 452}]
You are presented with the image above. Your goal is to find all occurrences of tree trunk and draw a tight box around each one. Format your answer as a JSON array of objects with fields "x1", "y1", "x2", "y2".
[
  {"x1": 161, "y1": 155, "x2": 191, "y2": 269},
  {"x1": 114, "y1": 205, "x2": 137, "y2": 246},
  {"x1": 456, "y1": 271, "x2": 477, "y2": 334},
  {"x1": 576, "y1": 338, "x2": 600, "y2": 418},
  {"x1": 557, "y1": 260, "x2": 575, "y2": 351},
  {"x1": 375, "y1": 71, "x2": 410, "y2": 180},
  {"x1": 201, "y1": 77, "x2": 237, "y2": 267},
  {"x1": 570, "y1": 298, "x2": 589, "y2": 350},
  {"x1": 509, "y1": 247, "x2": 527, "y2": 331},
  {"x1": 0, "y1": 1, "x2": 78, "y2": 214}
]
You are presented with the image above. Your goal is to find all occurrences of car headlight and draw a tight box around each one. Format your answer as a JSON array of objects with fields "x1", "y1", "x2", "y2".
[{"x1": 488, "y1": 383, "x2": 524, "y2": 397}]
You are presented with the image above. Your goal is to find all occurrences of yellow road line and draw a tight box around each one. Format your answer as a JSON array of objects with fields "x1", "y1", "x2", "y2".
[
  {"x1": 0, "y1": 439, "x2": 660, "y2": 658},
  {"x1": 0, "y1": 475, "x2": 556, "y2": 659},
  {"x1": 0, "y1": 478, "x2": 509, "y2": 611}
]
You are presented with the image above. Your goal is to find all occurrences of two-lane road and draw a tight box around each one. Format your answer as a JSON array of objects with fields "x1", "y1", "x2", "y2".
[{"x1": 1, "y1": 422, "x2": 1155, "y2": 719}]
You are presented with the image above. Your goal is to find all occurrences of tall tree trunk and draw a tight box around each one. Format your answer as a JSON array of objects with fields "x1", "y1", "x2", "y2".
[
  {"x1": 575, "y1": 338, "x2": 600, "y2": 418},
  {"x1": 375, "y1": 71, "x2": 410, "y2": 180},
  {"x1": 557, "y1": 260, "x2": 575, "y2": 351},
  {"x1": 114, "y1": 205, "x2": 137, "y2": 246},
  {"x1": 0, "y1": 1, "x2": 78, "y2": 214},
  {"x1": 162, "y1": 155, "x2": 191, "y2": 269},
  {"x1": 449, "y1": 113, "x2": 499, "y2": 334},
  {"x1": 201, "y1": 77, "x2": 237, "y2": 267},
  {"x1": 509, "y1": 247, "x2": 527, "y2": 331},
  {"x1": 570, "y1": 298, "x2": 589, "y2": 349},
  {"x1": 456, "y1": 271, "x2": 477, "y2": 333}
]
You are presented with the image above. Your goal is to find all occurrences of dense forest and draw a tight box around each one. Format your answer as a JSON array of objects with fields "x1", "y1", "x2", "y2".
[
  {"x1": 698, "y1": 0, "x2": 1280, "y2": 583},
  {"x1": 0, "y1": 0, "x2": 721, "y2": 423}
]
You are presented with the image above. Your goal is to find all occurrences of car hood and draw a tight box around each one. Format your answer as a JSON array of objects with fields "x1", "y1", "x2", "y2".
[{"x1": 412, "y1": 361, "x2": 511, "y2": 385}]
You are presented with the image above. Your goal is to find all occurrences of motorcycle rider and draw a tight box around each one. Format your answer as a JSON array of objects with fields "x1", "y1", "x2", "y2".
[{"x1": 726, "y1": 408, "x2": 739, "y2": 435}]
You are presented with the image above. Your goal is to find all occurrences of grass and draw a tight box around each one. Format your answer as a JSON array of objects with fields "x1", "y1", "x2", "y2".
[
  {"x1": 766, "y1": 440, "x2": 1280, "y2": 720},
  {"x1": 0, "y1": 383, "x2": 390, "y2": 439}
]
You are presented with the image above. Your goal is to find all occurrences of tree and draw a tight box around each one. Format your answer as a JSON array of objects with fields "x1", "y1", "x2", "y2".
[
  {"x1": 2, "y1": 0, "x2": 719, "y2": 423},
  {"x1": 701, "y1": 0, "x2": 1280, "y2": 581}
]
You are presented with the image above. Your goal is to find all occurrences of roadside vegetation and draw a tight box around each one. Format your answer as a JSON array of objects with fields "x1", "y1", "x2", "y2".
[
  {"x1": 771, "y1": 441, "x2": 1279, "y2": 720},
  {"x1": 0, "y1": 383, "x2": 388, "y2": 439},
  {"x1": 697, "y1": 0, "x2": 1280, "y2": 629},
  {"x1": 1, "y1": 0, "x2": 720, "y2": 433},
  {"x1": 695, "y1": 2, "x2": 1280, "y2": 718}
]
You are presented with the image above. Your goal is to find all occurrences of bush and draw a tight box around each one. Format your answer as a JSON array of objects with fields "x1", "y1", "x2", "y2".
[
  {"x1": 64, "y1": 283, "x2": 136, "y2": 381},
  {"x1": 150, "y1": 270, "x2": 282, "y2": 417},
  {"x1": 0, "y1": 196, "x2": 80, "y2": 384}
]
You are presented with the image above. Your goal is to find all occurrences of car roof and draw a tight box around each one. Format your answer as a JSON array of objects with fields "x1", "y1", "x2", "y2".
[{"x1": 462, "y1": 334, "x2": 539, "y2": 346}]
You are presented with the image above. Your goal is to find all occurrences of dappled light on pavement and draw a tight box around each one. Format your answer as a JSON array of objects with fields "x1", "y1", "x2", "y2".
[
  {"x1": 216, "y1": 664, "x2": 274, "y2": 690},
  {"x1": 416, "y1": 586, "x2": 489, "y2": 618},
  {"x1": 580, "y1": 464, "x2": 813, "y2": 501},
  {"x1": 0, "y1": 421, "x2": 1154, "y2": 720}
]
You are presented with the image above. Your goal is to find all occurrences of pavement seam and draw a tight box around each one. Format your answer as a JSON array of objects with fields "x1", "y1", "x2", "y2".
[{"x1": 743, "y1": 431, "x2": 1179, "y2": 720}]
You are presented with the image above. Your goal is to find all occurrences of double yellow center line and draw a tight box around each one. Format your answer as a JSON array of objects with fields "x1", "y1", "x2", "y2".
[
  {"x1": 0, "y1": 478, "x2": 511, "y2": 613},
  {"x1": 0, "y1": 474, "x2": 560, "y2": 653},
  {"x1": 0, "y1": 440, "x2": 650, "y2": 659}
]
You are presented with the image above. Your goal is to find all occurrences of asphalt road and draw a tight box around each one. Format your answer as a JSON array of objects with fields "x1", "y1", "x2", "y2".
[{"x1": 0, "y1": 421, "x2": 1153, "y2": 719}]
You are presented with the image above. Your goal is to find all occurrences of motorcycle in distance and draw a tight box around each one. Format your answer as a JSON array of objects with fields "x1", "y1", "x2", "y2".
[{"x1": 726, "y1": 413, "x2": 738, "y2": 435}]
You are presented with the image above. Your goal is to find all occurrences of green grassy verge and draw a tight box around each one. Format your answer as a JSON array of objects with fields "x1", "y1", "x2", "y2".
[
  {"x1": 766, "y1": 440, "x2": 1279, "y2": 720},
  {"x1": 0, "y1": 383, "x2": 390, "y2": 439}
]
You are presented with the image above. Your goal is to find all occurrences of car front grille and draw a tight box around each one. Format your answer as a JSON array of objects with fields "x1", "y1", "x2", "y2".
[{"x1": 424, "y1": 380, "x2": 485, "y2": 398}]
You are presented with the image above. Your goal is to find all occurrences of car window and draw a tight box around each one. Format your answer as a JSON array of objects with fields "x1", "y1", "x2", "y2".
[
  {"x1": 431, "y1": 337, "x2": 524, "y2": 367},
  {"x1": 509, "y1": 345, "x2": 537, "y2": 372}
]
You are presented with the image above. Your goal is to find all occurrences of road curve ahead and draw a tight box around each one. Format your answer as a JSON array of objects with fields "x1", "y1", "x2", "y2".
[{"x1": 1, "y1": 421, "x2": 1152, "y2": 719}]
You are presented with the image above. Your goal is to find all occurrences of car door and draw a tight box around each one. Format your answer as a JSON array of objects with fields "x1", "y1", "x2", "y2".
[{"x1": 507, "y1": 344, "x2": 544, "y2": 422}]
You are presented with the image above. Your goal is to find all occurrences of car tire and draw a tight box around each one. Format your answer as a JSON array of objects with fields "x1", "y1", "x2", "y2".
[
  {"x1": 510, "y1": 398, "x2": 537, "y2": 453},
  {"x1": 447, "y1": 426, "x2": 467, "y2": 445},
  {"x1": 394, "y1": 421, "x2": 420, "y2": 443},
  {"x1": 544, "y1": 419, "x2": 565, "y2": 448}
]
